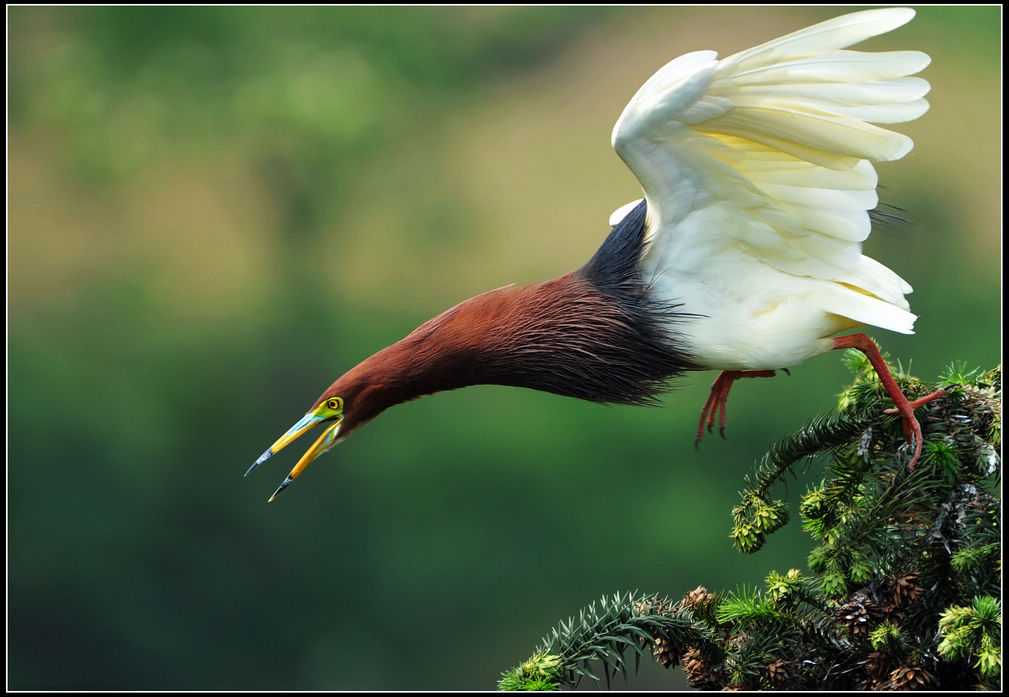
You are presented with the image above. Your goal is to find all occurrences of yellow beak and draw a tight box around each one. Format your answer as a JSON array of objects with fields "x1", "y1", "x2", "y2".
[
  {"x1": 247, "y1": 411, "x2": 343, "y2": 502},
  {"x1": 246, "y1": 412, "x2": 323, "y2": 476},
  {"x1": 267, "y1": 419, "x2": 343, "y2": 502}
]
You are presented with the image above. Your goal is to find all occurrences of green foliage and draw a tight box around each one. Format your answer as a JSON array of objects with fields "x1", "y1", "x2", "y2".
[
  {"x1": 715, "y1": 586, "x2": 779, "y2": 626},
  {"x1": 869, "y1": 621, "x2": 903, "y2": 652},
  {"x1": 498, "y1": 591, "x2": 715, "y2": 690},
  {"x1": 938, "y1": 596, "x2": 1002, "y2": 679},
  {"x1": 938, "y1": 361, "x2": 985, "y2": 394},
  {"x1": 764, "y1": 568, "x2": 803, "y2": 606},
  {"x1": 820, "y1": 572, "x2": 848, "y2": 601},
  {"x1": 498, "y1": 653, "x2": 562, "y2": 691},
  {"x1": 502, "y1": 361, "x2": 1001, "y2": 690},
  {"x1": 921, "y1": 437, "x2": 960, "y2": 484},
  {"x1": 951, "y1": 543, "x2": 999, "y2": 575},
  {"x1": 731, "y1": 493, "x2": 789, "y2": 554}
]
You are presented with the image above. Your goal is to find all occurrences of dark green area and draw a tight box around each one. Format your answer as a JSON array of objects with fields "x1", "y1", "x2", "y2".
[{"x1": 9, "y1": 6, "x2": 1001, "y2": 690}]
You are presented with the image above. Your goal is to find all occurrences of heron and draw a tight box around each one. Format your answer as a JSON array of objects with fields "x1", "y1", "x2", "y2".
[{"x1": 249, "y1": 8, "x2": 949, "y2": 502}]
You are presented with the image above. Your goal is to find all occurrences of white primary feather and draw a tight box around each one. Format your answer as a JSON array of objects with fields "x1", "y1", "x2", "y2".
[{"x1": 610, "y1": 8, "x2": 930, "y2": 370}]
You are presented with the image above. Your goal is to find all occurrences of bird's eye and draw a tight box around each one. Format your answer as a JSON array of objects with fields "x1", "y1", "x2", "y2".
[{"x1": 327, "y1": 397, "x2": 343, "y2": 411}]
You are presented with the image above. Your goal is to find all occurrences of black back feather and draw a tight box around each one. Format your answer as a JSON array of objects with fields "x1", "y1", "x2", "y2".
[{"x1": 571, "y1": 199, "x2": 698, "y2": 403}]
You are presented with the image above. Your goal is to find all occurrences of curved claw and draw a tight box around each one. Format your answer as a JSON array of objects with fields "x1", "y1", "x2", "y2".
[
  {"x1": 695, "y1": 370, "x2": 777, "y2": 449},
  {"x1": 909, "y1": 423, "x2": 923, "y2": 470}
]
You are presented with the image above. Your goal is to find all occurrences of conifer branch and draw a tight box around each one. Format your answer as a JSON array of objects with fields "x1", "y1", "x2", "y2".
[{"x1": 499, "y1": 360, "x2": 1001, "y2": 690}]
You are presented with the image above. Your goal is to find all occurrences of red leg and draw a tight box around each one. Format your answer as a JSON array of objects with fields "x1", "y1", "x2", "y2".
[
  {"x1": 695, "y1": 370, "x2": 777, "y2": 448},
  {"x1": 832, "y1": 333, "x2": 949, "y2": 469}
]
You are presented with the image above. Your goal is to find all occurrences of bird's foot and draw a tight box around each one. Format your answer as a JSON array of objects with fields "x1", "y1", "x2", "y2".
[
  {"x1": 832, "y1": 333, "x2": 954, "y2": 470},
  {"x1": 883, "y1": 385, "x2": 953, "y2": 469},
  {"x1": 695, "y1": 369, "x2": 777, "y2": 448}
]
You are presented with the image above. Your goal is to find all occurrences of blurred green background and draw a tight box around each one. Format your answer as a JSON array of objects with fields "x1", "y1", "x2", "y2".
[{"x1": 9, "y1": 6, "x2": 1000, "y2": 690}]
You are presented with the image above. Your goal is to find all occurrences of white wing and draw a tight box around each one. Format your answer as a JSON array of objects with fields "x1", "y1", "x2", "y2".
[{"x1": 610, "y1": 8, "x2": 929, "y2": 346}]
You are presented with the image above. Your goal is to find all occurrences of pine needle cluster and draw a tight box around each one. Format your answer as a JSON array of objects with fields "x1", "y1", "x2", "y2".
[
  {"x1": 499, "y1": 358, "x2": 1000, "y2": 690},
  {"x1": 497, "y1": 591, "x2": 714, "y2": 690}
]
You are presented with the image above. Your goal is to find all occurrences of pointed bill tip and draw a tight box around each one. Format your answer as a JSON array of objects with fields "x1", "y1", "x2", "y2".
[
  {"x1": 267, "y1": 476, "x2": 295, "y2": 503},
  {"x1": 245, "y1": 448, "x2": 274, "y2": 477}
]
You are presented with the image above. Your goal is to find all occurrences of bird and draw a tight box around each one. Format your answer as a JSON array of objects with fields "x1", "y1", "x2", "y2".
[{"x1": 249, "y1": 7, "x2": 950, "y2": 502}]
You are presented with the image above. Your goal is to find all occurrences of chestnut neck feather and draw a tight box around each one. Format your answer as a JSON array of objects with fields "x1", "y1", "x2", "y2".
[{"x1": 320, "y1": 200, "x2": 696, "y2": 435}]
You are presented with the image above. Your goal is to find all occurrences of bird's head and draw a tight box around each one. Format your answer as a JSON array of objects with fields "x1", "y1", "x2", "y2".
[{"x1": 247, "y1": 336, "x2": 435, "y2": 501}]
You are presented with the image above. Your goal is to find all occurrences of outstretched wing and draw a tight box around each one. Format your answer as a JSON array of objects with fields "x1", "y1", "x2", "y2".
[{"x1": 610, "y1": 8, "x2": 930, "y2": 333}]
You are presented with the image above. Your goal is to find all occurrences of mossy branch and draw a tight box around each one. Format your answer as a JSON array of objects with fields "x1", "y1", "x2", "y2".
[{"x1": 499, "y1": 358, "x2": 1001, "y2": 690}]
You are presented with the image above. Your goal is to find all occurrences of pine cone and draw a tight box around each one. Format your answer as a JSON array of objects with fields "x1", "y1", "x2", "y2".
[
  {"x1": 766, "y1": 658, "x2": 796, "y2": 686},
  {"x1": 634, "y1": 597, "x2": 679, "y2": 666},
  {"x1": 681, "y1": 586, "x2": 714, "y2": 611},
  {"x1": 836, "y1": 593, "x2": 879, "y2": 637},
  {"x1": 682, "y1": 647, "x2": 722, "y2": 690},
  {"x1": 860, "y1": 650, "x2": 890, "y2": 689},
  {"x1": 884, "y1": 664, "x2": 934, "y2": 690},
  {"x1": 652, "y1": 636, "x2": 680, "y2": 669},
  {"x1": 635, "y1": 597, "x2": 674, "y2": 616},
  {"x1": 879, "y1": 596, "x2": 900, "y2": 621},
  {"x1": 891, "y1": 572, "x2": 924, "y2": 607}
]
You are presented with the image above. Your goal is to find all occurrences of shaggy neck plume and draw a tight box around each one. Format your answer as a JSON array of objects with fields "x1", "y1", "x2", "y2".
[{"x1": 320, "y1": 200, "x2": 695, "y2": 435}]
